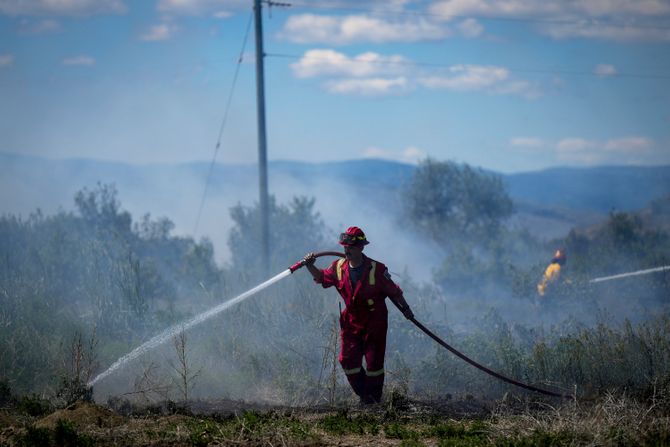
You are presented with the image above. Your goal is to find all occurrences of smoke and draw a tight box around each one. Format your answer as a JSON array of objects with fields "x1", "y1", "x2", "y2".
[{"x1": 2, "y1": 153, "x2": 669, "y2": 403}]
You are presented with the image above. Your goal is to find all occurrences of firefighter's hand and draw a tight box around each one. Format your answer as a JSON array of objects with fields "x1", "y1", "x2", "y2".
[
  {"x1": 303, "y1": 252, "x2": 316, "y2": 266},
  {"x1": 401, "y1": 305, "x2": 414, "y2": 320}
]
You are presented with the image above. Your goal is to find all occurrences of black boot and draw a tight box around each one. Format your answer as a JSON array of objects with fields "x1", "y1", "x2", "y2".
[{"x1": 346, "y1": 368, "x2": 366, "y2": 399}]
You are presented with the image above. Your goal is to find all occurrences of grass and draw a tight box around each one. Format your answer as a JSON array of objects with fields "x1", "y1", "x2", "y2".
[{"x1": 2, "y1": 393, "x2": 670, "y2": 446}]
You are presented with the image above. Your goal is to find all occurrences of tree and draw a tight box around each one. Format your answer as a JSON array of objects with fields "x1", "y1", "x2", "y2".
[
  {"x1": 227, "y1": 196, "x2": 330, "y2": 281},
  {"x1": 75, "y1": 183, "x2": 132, "y2": 238},
  {"x1": 401, "y1": 159, "x2": 513, "y2": 247},
  {"x1": 400, "y1": 159, "x2": 514, "y2": 293}
]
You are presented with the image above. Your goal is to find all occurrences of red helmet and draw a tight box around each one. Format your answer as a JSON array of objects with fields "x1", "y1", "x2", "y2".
[
  {"x1": 339, "y1": 226, "x2": 369, "y2": 246},
  {"x1": 552, "y1": 248, "x2": 567, "y2": 265}
]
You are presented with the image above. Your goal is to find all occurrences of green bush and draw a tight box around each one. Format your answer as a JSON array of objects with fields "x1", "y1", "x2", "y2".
[
  {"x1": 54, "y1": 419, "x2": 93, "y2": 447},
  {"x1": 17, "y1": 425, "x2": 52, "y2": 447},
  {"x1": 18, "y1": 394, "x2": 51, "y2": 417}
]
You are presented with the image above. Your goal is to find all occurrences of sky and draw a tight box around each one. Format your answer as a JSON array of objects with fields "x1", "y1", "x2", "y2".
[{"x1": 1, "y1": 0, "x2": 670, "y2": 173}]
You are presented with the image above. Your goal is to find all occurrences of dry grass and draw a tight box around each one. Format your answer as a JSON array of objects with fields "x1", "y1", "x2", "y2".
[{"x1": 2, "y1": 393, "x2": 669, "y2": 446}]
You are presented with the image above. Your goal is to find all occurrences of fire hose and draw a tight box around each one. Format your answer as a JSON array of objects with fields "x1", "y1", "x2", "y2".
[{"x1": 290, "y1": 251, "x2": 569, "y2": 399}]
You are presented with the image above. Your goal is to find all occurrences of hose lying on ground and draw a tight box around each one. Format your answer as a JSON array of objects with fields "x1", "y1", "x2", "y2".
[{"x1": 290, "y1": 251, "x2": 571, "y2": 399}]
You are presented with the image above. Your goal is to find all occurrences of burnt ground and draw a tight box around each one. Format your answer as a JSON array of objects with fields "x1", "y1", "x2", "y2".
[{"x1": 186, "y1": 394, "x2": 494, "y2": 418}]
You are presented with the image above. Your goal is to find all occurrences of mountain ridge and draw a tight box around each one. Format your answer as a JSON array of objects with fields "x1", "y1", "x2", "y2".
[{"x1": 2, "y1": 152, "x2": 668, "y2": 244}]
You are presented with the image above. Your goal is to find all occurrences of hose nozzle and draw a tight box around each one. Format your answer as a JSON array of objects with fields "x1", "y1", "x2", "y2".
[
  {"x1": 289, "y1": 260, "x2": 306, "y2": 273},
  {"x1": 288, "y1": 251, "x2": 345, "y2": 274}
]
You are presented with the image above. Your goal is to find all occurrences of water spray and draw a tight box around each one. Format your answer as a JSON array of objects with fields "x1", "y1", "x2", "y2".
[
  {"x1": 589, "y1": 265, "x2": 670, "y2": 283},
  {"x1": 88, "y1": 251, "x2": 347, "y2": 388}
]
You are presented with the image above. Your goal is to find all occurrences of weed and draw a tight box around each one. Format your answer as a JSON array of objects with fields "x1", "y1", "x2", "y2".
[
  {"x1": 320, "y1": 410, "x2": 380, "y2": 435},
  {"x1": 400, "y1": 440, "x2": 427, "y2": 447},
  {"x1": 186, "y1": 410, "x2": 319, "y2": 444},
  {"x1": 55, "y1": 377, "x2": 92, "y2": 408},
  {"x1": 430, "y1": 421, "x2": 468, "y2": 438},
  {"x1": 388, "y1": 387, "x2": 412, "y2": 412},
  {"x1": 17, "y1": 425, "x2": 51, "y2": 447},
  {"x1": 54, "y1": 419, "x2": 93, "y2": 447},
  {"x1": 188, "y1": 430, "x2": 210, "y2": 447},
  {"x1": 0, "y1": 378, "x2": 12, "y2": 407},
  {"x1": 642, "y1": 429, "x2": 670, "y2": 446},
  {"x1": 17, "y1": 394, "x2": 51, "y2": 417},
  {"x1": 496, "y1": 429, "x2": 581, "y2": 447},
  {"x1": 428, "y1": 419, "x2": 489, "y2": 446},
  {"x1": 438, "y1": 439, "x2": 485, "y2": 447},
  {"x1": 166, "y1": 399, "x2": 192, "y2": 415},
  {"x1": 385, "y1": 422, "x2": 420, "y2": 440}
]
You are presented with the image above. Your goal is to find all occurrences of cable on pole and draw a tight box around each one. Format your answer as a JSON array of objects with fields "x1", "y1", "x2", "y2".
[{"x1": 193, "y1": 12, "x2": 254, "y2": 237}]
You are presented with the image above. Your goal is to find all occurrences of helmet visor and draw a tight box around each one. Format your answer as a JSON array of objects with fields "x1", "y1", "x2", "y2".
[{"x1": 339, "y1": 232, "x2": 368, "y2": 246}]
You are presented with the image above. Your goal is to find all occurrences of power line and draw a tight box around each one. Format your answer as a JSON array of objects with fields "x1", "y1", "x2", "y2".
[
  {"x1": 266, "y1": 51, "x2": 670, "y2": 80},
  {"x1": 193, "y1": 12, "x2": 253, "y2": 237},
  {"x1": 285, "y1": 1, "x2": 670, "y2": 31}
]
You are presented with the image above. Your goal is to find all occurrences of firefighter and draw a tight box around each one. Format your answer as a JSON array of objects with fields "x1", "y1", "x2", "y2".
[
  {"x1": 537, "y1": 248, "x2": 567, "y2": 297},
  {"x1": 303, "y1": 226, "x2": 414, "y2": 404}
]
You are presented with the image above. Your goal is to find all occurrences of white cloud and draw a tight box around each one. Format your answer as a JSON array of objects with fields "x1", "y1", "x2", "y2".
[
  {"x1": 429, "y1": 0, "x2": 670, "y2": 41},
  {"x1": 325, "y1": 77, "x2": 409, "y2": 96},
  {"x1": 543, "y1": 22, "x2": 670, "y2": 42},
  {"x1": 291, "y1": 49, "x2": 408, "y2": 79},
  {"x1": 604, "y1": 137, "x2": 652, "y2": 152},
  {"x1": 510, "y1": 137, "x2": 545, "y2": 148},
  {"x1": 493, "y1": 79, "x2": 541, "y2": 98},
  {"x1": 0, "y1": 0, "x2": 126, "y2": 16},
  {"x1": 556, "y1": 138, "x2": 593, "y2": 153},
  {"x1": 554, "y1": 136, "x2": 654, "y2": 164},
  {"x1": 0, "y1": 54, "x2": 14, "y2": 67},
  {"x1": 401, "y1": 146, "x2": 427, "y2": 164},
  {"x1": 281, "y1": 13, "x2": 449, "y2": 45},
  {"x1": 594, "y1": 64, "x2": 617, "y2": 77},
  {"x1": 362, "y1": 145, "x2": 427, "y2": 164},
  {"x1": 62, "y1": 55, "x2": 95, "y2": 66},
  {"x1": 362, "y1": 146, "x2": 389, "y2": 158},
  {"x1": 419, "y1": 65, "x2": 509, "y2": 90},
  {"x1": 430, "y1": 0, "x2": 670, "y2": 19},
  {"x1": 140, "y1": 23, "x2": 176, "y2": 41},
  {"x1": 157, "y1": 0, "x2": 246, "y2": 16},
  {"x1": 457, "y1": 18, "x2": 484, "y2": 37},
  {"x1": 291, "y1": 51, "x2": 537, "y2": 98},
  {"x1": 418, "y1": 64, "x2": 540, "y2": 97}
]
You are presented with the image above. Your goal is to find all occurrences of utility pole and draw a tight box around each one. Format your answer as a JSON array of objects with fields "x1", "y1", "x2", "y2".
[{"x1": 253, "y1": 0, "x2": 270, "y2": 276}]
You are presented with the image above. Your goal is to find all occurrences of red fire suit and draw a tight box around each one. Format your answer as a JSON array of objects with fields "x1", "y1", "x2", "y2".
[{"x1": 315, "y1": 254, "x2": 405, "y2": 403}]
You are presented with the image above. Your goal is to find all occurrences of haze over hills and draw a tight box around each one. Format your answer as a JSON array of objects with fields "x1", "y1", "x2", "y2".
[{"x1": 2, "y1": 151, "x2": 669, "y2": 269}]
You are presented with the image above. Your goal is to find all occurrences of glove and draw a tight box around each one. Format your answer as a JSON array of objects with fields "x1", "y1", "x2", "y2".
[
  {"x1": 401, "y1": 305, "x2": 414, "y2": 320},
  {"x1": 303, "y1": 252, "x2": 316, "y2": 266}
]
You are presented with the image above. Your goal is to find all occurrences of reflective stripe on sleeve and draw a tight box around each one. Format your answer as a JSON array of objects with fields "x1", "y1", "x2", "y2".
[
  {"x1": 369, "y1": 261, "x2": 376, "y2": 285},
  {"x1": 336, "y1": 258, "x2": 346, "y2": 281}
]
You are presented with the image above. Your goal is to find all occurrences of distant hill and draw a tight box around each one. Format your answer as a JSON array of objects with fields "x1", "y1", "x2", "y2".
[
  {"x1": 1, "y1": 152, "x2": 669, "y2": 247},
  {"x1": 504, "y1": 166, "x2": 670, "y2": 213}
]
